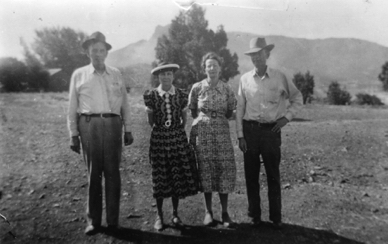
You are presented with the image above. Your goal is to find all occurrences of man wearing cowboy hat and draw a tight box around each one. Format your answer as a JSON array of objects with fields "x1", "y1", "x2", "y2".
[
  {"x1": 67, "y1": 31, "x2": 134, "y2": 235},
  {"x1": 236, "y1": 37, "x2": 302, "y2": 230}
]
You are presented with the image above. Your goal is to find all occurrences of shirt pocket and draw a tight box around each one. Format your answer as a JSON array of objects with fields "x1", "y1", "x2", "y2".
[
  {"x1": 267, "y1": 86, "x2": 281, "y2": 104},
  {"x1": 110, "y1": 81, "x2": 122, "y2": 97}
]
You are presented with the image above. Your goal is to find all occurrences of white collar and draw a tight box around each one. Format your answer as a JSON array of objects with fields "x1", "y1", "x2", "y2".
[{"x1": 157, "y1": 85, "x2": 175, "y2": 97}]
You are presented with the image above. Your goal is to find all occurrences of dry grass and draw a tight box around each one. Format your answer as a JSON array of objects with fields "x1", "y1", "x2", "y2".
[{"x1": 1, "y1": 92, "x2": 388, "y2": 243}]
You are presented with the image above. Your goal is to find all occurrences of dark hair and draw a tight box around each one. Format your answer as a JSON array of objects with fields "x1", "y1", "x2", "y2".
[{"x1": 201, "y1": 52, "x2": 223, "y2": 70}]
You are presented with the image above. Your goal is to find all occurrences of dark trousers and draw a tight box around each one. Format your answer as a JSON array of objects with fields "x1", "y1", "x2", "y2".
[
  {"x1": 79, "y1": 115, "x2": 122, "y2": 226},
  {"x1": 243, "y1": 120, "x2": 282, "y2": 222}
]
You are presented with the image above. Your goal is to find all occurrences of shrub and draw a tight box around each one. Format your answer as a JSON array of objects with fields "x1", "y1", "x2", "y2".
[
  {"x1": 355, "y1": 93, "x2": 384, "y2": 106},
  {"x1": 327, "y1": 81, "x2": 351, "y2": 105},
  {"x1": 292, "y1": 71, "x2": 315, "y2": 104}
]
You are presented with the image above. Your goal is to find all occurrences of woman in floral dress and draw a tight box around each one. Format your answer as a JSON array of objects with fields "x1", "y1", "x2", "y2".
[
  {"x1": 188, "y1": 52, "x2": 237, "y2": 228},
  {"x1": 143, "y1": 62, "x2": 198, "y2": 231}
]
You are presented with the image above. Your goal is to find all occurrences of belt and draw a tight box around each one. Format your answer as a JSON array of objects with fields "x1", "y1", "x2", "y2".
[
  {"x1": 243, "y1": 120, "x2": 276, "y2": 128},
  {"x1": 81, "y1": 113, "x2": 119, "y2": 118},
  {"x1": 200, "y1": 109, "x2": 224, "y2": 119}
]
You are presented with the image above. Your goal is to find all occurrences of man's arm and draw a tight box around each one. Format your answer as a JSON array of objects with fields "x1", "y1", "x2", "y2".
[
  {"x1": 236, "y1": 76, "x2": 247, "y2": 153},
  {"x1": 284, "y1": 75, "x2": 303, "y2": 122},
  {"x1": 67, "y1": 71, "x2": 81, "y2": 153},
  {"x1": 120, "y1": 75, "x2": 134, "y2": 146}
]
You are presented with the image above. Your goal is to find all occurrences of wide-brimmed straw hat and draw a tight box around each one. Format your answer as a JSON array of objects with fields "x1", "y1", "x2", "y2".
[
  {"x1": 151, "y1": 61, "x2": 180, "y2": 75},
  {"x1": 82, "y1": 31, "x2": 112, "y2": 51},
  {"x1": 244, "y1": 37, "x2": 274, "y2": 55}
]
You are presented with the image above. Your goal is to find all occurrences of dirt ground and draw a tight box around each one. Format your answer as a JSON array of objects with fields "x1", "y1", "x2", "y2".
[{"x1": 1, "y1": 92, "x2": 388, "y2": 244}]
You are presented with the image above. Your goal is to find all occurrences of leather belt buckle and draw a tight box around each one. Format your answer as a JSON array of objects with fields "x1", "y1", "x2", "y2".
[{"x1": 210, "y1": 111, "x2": 217, "y2": 119}]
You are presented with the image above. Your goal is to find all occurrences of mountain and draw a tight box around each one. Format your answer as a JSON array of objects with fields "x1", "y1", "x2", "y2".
[
  {"x1": 106, "y1": 25, "x2": 170, "y2": 67},
  {"x1": 107, "y1": 25, "x2": 388, "y2": 100}
]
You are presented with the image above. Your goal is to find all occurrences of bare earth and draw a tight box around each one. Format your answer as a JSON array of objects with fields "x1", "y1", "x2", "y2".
[{"x1": 1, "y1": 92, "x2": 388, "y2": 244}]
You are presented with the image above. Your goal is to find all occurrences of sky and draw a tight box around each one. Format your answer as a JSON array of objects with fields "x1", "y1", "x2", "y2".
[{"x1": 1, "y1": 0, "x2": 388, "y2": 59}]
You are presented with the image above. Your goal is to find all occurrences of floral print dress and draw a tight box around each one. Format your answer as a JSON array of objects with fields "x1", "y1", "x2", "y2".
[{"x1": 188, "y1": 79, "x2": 237, "y2": 193}]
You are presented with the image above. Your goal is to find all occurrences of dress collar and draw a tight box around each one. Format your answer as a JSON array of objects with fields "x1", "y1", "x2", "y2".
[{"x1": 157, "y1": 85, "x2": 176, "y2": 97}]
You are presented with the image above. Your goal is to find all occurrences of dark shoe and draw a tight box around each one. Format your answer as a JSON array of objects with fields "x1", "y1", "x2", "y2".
[
  {"x1": 106, "y1": 225, "x2": 121, "y2": 234},
  {"x1": 84, "y1": 225, "x2": 100, "y2": 235},
  {"x1": 221, "y1": 212, "x2": 234, "y2": 228},
  {"x1": 272, "y1": 221, "x2": 283, "y2": 230},
  {"x1": 203, "y1": 211, "x2": 214, "y2": 226},
  {"x1": 154, "y1": 215, "x2": 164, "y2": 231},
  {"x1": 251, "y1": 217, "x2": 262, "y2": 227}
]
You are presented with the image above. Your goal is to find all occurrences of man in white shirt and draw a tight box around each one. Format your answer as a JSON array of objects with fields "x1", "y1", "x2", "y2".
[
  {"x1": 236, "y1": 37, "x2": 302, "y2": 230},
  {"x1": 67, "y1": 31, "x2": 134, "y2": 235}
]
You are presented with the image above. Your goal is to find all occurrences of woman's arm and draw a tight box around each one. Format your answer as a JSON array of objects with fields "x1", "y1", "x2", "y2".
[
  {"x1": 147, "y1": 112, "x2": 154, "y2": 127},
  {"x1": 190, "y1": 109, "x2": 198, "y2": 119},
  {"x1": 225, "y1": 109, "x2": 234, "y2": 119}
]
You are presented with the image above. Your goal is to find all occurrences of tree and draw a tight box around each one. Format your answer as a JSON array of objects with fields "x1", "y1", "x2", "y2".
[
  {"x1": 154, "y1": 5, "x2": 239, "y2": 88},
  {"x1": 292, "y1": 71, "x2": 315, "y2": 104},
  {"x1": 327, "y1": 81, "x2": 351, "y2": 105},
  {"x1": 30, "y1": 27, "x2": 89, "y2": 72},
  {"x1": 0, "y1": 57, "x2": 28, "y2": 92},
  {"x1": 21, "y1": 38, "x2": 50, "y2": 91},
  {"x1": 378, "y1": 61, "x2": 388, "y2": 91}
]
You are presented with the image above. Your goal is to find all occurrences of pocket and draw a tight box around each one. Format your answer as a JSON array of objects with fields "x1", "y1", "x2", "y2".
[{"x1": 110, "y1": 82, "x2": 122, "y2": 97}]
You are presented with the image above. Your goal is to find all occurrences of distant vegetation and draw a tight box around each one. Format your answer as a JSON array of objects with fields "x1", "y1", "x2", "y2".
[
  {"x1": 378, "y1": 61, "x2": 388, "y2": 91},
  {"x1": 292, "y1": 71, "x2": 315, "y2": 104},
  {"x1": 153, "y1": 5, "x2": 239, "y2": 89},
  {"x1": 327, "y1": 81, "x2": 352, "y2": 105},
  {"x1": 355, "y1": 93, "x2": 384, "y2": 106},
  {"x1": 0, "y1": 57, "x2": 49, "y2": 92}
]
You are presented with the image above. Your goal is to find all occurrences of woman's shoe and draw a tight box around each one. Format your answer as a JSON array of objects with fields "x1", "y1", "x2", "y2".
[
  {"x1": 203, "y1": 211, "x2": 214, "y2": 226},
  {"x1": 154, "y1": 215, "x2": 164, "y2": 231},
  {"x1": 221, "y1": 212, "x2": 234, "y2": 228},
  {"x1": 171, "y1": 215, "x2": 183, "y2": 227}
]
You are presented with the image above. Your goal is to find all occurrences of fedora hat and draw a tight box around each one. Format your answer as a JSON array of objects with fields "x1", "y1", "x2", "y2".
[
  {"x1": 151, "y1": 61, "x2": 180, "y2": 75},
  {"x1": 82, "y1": 31, "x2": 112, "y2": 51},
  {"x1": 244, "y1": 37, "x2": 274, "y2": 55}
]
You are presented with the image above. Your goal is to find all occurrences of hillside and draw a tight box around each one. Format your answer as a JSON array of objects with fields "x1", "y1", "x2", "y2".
[{"x1": 107, "y1": 25, "x2": 388, "y2": 101}]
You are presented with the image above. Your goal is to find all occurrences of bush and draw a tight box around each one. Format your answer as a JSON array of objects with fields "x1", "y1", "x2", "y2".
[
  {"x1": 292, "y1": 71, "x2": 315, "y2": 104},
  {"x1": 0, "y1": 57, "x2": 28, "y2": 92},
  {"x1": 327, "y1": 81, "x2": 352, "y2": 105},
  {"x1": 355, "y1": 93, "x2": 384, "y2": 106}
]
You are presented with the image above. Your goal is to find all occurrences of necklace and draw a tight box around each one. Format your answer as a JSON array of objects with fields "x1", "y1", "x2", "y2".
[{"x1": 164, "y1": 93, "x2": 172, "y2": 127}]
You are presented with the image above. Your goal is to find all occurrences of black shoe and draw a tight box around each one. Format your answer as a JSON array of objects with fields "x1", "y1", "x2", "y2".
[
  {"x1": 106, "y1": 225, "x2": 121, "y2": 234},
  {"x1": 251, "y1": 217, "x2": 262, "y2": 227},
  {"x1": 272, "y1": 221, "x2": 283, "y2": 230},
  {"x1": 84, "y1": 225, "x2": 100, "y2": 235}
]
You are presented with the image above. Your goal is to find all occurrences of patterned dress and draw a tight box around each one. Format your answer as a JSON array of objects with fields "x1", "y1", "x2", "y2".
[
  {"x1": 144, "y1": 87, "x2": 198, "y2": 199},
  {"x1": 188, "y1": 79, "x2": 237, "y2": 193}
]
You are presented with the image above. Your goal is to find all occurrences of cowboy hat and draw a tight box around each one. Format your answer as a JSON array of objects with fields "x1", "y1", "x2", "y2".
[
  {"x1": 151, "y1": 61, "x2": 180, "y2": 75},
  {"x1": 244, "y1": 37, "x2": 274, "y2": 55},
  {"x1": 82, "y1": 31, "x2": 112, "y2": 51}
]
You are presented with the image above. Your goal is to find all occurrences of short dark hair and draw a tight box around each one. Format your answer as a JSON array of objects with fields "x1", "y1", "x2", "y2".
[{"x1": 201, "y1": 52, "x2": 223, "y2": 70}]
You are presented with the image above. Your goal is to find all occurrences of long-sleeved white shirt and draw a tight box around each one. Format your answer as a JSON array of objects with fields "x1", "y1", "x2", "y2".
[
  {"x1": 67, "y1": 64, "x2": 131, "y2": 137},
  {"x1": 236, "y1": 67, "x2": 303, "y2": 138}
]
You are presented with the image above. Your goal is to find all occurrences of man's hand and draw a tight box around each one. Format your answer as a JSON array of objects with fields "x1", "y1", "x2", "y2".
[
  {"x1": 70, "y1": 136, "x2": 80, "y2": 154},
  {"x1": 272, "y1": 117, "x2": 289, "y2": 133},
  {"x1": 124, "y1": 132, "x2": 134, "y2": 146},
  {"x1": 238, "y1": 138, "x2": 248, "y2": 153}
]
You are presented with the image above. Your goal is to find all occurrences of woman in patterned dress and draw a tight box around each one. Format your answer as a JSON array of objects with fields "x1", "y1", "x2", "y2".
[
  {"x1": 143, "y1": 62, "x2": 198, "y2": 231},
  {"x1": 188, "y1": 52, "x2": 237, "y2": 228}
]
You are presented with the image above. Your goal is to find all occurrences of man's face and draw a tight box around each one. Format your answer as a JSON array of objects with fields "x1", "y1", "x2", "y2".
[
  {"x1": 86, "y1": 42, "x2": 108, "y2": 67},
  {"x1": 250, "y1": 49, "x2": 269, "y2": 69}
]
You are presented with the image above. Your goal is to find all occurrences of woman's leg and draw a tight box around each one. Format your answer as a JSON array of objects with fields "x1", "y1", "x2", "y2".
[
  {"x1": 203, "y1": 192, "x2": 214, "y2": 225},
  {"x1": 219, "y1": 193, "x2": 233, "y2": 227}
]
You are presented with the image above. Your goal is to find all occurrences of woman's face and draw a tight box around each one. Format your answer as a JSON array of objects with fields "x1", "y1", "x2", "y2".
[
  {"x1": 158, "y1": 70, "x2": 174, "y2": 86},
  {"x1": 205, "y1": 59, "x2": 220, "y2": 80}
]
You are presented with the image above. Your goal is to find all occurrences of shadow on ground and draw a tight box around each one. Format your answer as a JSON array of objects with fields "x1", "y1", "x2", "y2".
[{"x1": 104, "y1": 221, "x2": 362, "y2": 244}]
